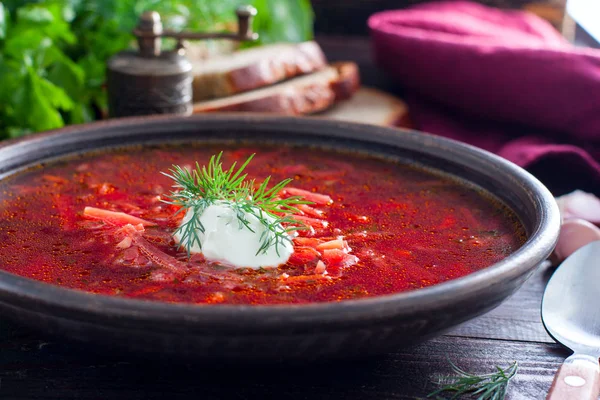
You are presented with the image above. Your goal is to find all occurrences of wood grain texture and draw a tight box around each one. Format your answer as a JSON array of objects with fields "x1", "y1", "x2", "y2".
[
  {"x1": 0, "y1": 263, "x2": 562, "y2": 399},
  {"x1": 547, "y1": 356, "x2": 600, "y2": 400},
  {"x1": 449, "y1": 263, "x2": 555, "y2": 343},
  {"x1": 0, "y1": 335, "x2": 567, "y2": 400}
]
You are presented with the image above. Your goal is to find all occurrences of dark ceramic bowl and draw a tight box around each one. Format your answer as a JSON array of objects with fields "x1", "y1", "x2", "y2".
[{"x1": 0, "y1": 114, "x2": 559, "y2": 362}]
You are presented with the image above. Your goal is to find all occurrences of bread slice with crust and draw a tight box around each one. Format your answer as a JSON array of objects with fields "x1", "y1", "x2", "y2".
[
  {"x1": 329, "y1": 61, "x2": 360, "y2": 101},
  {"x1": 192, "y1": 41, "x2": 327, "y2": 101},
  {"x1": 192, "y1": 62, "x2": 359, "y2": 115},
  {"x1": 317, "y1": 87, "x2": 412, "y2": 128}
]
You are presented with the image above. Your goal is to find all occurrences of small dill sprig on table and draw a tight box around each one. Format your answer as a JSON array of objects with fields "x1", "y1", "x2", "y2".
[
  {"x1": 428, "y1": 359, "x2": 518, "y2": 400},
  {"x1": 162, "y1": 152, "x2": 310, "y2": 256}
]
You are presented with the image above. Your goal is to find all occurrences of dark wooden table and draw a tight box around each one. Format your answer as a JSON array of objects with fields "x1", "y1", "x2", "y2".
[
  {"x1": 1, "y1": 35, "x2": 597, "y2": 400},
  {"x1": 0, "y1": 257, "x2": 566, "y2": 399}
]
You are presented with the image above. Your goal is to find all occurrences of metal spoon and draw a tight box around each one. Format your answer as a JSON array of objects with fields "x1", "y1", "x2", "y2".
[{"x1": 542, "y1": 240, "x2": 600, "y2": 399}]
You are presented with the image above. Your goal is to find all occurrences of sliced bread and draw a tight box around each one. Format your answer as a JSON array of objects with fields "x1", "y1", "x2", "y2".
[
  {"x1": 192, "y1": 41, "x2": 327, "y2": 101},
  {"x1": 330, "y1": 61, "x2": 360, "y2": 101},
  {"x1": 192, "y1": 62, "x2": 359, "y2": 115},
  {"x1": 317, "y1": 87, "x2": 411, "y2": 128}
]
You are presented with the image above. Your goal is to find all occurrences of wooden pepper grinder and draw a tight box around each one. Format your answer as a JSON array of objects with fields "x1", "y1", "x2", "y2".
[{"x1": 107, "y1": 6, "x2": 258, "y2": 118}]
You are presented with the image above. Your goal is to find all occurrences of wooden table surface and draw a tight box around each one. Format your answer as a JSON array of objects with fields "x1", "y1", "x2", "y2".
[
  {"x1": 0, "y1": 36, "x2": 594, "y2": 400},
  {"x1": 0, "y1": 257, "x2": 566, "y2": 399}
]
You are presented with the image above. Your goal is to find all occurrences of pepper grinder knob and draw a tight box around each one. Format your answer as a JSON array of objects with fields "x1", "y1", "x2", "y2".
[
  {"x1": 136, "y1": 11, "x2": 163, "y2": 57},
  {"x1": 235, "y1": 6, "x2": 258, "y2": 41}
]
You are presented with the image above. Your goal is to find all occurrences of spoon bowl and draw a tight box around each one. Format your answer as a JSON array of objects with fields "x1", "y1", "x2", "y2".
[{"x1": 542, "y1": 240, "x2": 600, "y2": 399}]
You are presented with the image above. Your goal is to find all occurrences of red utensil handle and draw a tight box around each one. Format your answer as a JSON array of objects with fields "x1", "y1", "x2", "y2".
[{"x1": 547, "y1": 354, "x2": 600, "y2": 400}]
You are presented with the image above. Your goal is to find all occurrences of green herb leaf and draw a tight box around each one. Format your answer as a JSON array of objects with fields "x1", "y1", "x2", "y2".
[
  {"x1": 163, "y1": 152, "x2": 311, "y2": 257},
  {"x1": 15, "y1": 3, "x2": 76, "y2": 45},
  {"x1": 428, "y1": 360, "x2": 518, "y2": 400},
  {"x1": 9, "y1": 68, "x2": 73, "y2": 135},
  {"x1": 249, "y1": 0, "x2": 313, "y2": 45}
]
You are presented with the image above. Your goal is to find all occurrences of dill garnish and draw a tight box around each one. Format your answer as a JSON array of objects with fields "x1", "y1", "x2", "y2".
[
  {"x1": 428, "y1": 360, "x2": 518, "y2": 400},
  {"x1": 162, "y1": 152, "x2": 310, "y2": 257}
]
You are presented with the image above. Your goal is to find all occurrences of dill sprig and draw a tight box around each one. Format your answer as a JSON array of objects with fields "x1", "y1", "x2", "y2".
[
  {"x1": 428, "y1": 360, "x2": 518, "y2": 400},
  {"x1": 162, "y1": 152, "x2": 310, "y2": 257}
]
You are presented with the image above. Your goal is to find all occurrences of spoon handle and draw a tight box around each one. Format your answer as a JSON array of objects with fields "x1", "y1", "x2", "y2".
[{"x1": 547, "y1": 354, "x2": 600, "y2": 400}]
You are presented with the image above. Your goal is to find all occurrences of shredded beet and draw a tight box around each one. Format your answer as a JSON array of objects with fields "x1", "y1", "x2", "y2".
[
  {"x1": 84, "y1": 207, "x2": 155, "y2": 227},
  {"x1": 281, "y1": 187, "x2": 333, "y2": 205},
  {"x1": 0, "y1": 145, "x2": 525, "y2": 304}
]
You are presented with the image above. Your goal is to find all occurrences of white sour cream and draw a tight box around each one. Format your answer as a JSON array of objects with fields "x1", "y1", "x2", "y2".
[{"x1": 174, "y1": 201, "x2": 293, "y2": 269}]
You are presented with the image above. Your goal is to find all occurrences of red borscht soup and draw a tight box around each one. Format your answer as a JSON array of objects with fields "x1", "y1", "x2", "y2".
[{"x1": 0, "y1": 144, "x2": 525, "y2": 305}]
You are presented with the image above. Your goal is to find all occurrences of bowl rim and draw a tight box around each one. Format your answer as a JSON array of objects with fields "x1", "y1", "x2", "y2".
[{"x1": 0, "y1": 113, "x2": 561, "y2": 329}]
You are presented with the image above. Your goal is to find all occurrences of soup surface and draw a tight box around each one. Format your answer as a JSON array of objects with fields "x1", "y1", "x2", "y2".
[{"x1": 0, "y1": 144, "x2": 525, "y2": 304}]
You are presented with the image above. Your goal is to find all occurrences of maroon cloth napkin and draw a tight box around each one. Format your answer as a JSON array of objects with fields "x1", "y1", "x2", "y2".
[{"x1": 368, "y1": 1, "x2": 600, "y2": 194}]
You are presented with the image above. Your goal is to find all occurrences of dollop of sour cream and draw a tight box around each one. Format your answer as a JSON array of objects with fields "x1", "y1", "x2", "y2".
[{"x1": 174, "y1": 201, "x2": 293, "y2": 269}]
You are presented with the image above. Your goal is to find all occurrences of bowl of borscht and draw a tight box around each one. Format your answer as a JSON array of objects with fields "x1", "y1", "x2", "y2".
[{"x1": 0, "y1": 114, "x2": 559, "y2": 361}]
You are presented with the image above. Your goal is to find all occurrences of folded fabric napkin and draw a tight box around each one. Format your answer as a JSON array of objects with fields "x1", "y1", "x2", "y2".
[{"x1": 369, "y1": 1, "x2": 600, "y2": 194}]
